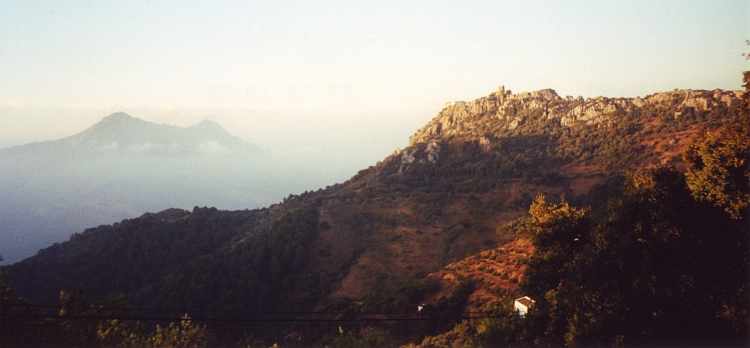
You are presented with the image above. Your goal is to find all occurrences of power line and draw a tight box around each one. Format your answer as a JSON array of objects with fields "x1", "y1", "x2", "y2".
[
  {"x1": 3, "y1": 313, "x2": 504, "y2": 323},
  {"x1": 10, "y1": 304, "x2": 494, "y2": 316}
]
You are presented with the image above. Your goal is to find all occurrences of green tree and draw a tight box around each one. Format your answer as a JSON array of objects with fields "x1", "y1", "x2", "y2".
[
  {"x1": 55, "y1": 284, "x2": 138, "y2": 347},
  {"x1": 684, "y1": 68, "x2": 750, "y2": 219},
  {"x1": 143, "y1": 314, "x2": 214, "y2": 348},
  {"x1": 683, "y1": 123, "x2": 750, "y2": 219},
  {"x1": 521, "y1": 195, "x2": 590, "y2": 299},
  {"x1": 517, "y1": 168, "x2": 748, "y2": 346}
]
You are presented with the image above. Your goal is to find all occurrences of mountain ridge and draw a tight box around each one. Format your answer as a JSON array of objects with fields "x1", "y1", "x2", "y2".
[
  {"x1": 1, "y1": 82, "x2": 746, "y2": 346},
  {"x1": 410, "y1": 86, "x2": 741, "y2": 146}
]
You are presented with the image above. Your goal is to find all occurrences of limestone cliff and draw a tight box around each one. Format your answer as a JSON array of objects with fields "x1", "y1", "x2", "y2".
[{"x1": 409, "y1": 86, "x2": 742, "y2": 146}]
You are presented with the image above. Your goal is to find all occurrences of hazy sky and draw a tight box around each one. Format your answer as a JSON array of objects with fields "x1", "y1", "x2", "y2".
[{"x1": 1, "y1": 1, "x2": 748, "y2": 171}]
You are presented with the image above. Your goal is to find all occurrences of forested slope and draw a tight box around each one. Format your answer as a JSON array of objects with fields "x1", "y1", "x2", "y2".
[{"x1": 2, "y1": 79, "x2": 747, "y2": 347}]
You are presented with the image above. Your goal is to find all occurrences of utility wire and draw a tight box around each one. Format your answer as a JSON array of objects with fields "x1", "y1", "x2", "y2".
[
  {"x1": 10, "y1": 304, "x2": 494, "y2": 316},
  {"x1": 3, "y1": 313, "x2": 503, "y2": 323}
]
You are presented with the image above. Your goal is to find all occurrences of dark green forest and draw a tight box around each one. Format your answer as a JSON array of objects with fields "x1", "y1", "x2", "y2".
[{"x1": 479, "y1": 168, "x2": 747, "y2": 346}]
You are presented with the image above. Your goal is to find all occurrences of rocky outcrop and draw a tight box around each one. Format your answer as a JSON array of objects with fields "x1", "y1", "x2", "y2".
[
  {"x1": 424, "y1": 141, "x2": 441, "y2": 163},
  {"x1": 409, "y1": 86, "x2": 742, "y2": 146},
  {"x1": 394, "y1": 140, "x2": 442, "y2": 172}
]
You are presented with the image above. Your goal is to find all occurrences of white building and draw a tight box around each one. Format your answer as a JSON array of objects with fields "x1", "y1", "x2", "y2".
[
  {"x1": 514, "y1": 296, "x2": 535, "y2": 317},
  {"x1": 443, "y1": 101, "x2": 465, "y2": 109}
]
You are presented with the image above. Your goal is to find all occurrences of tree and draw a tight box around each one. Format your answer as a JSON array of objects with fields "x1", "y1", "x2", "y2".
[
  {"x1": 683, "y1": 67, "x2": 750, "y2": 219},
  {"x1": 144, "y1": 314, "x2": 214, "y2": 348},
  {"x1": 683, "y1": 123, "x2": 750, "y2": 219},
  {"x1": 521, "y1": 195, "x2": 590, "y2": 298},
  {"x1": 55, "y1": 284, "x2": 138, "y2": 347},
  {"x1": 517, "y1": 168, "x2": 748, "y2": 346}
]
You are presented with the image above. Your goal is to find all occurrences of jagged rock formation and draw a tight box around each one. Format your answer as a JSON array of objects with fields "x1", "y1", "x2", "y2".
[{"x1": 410, "y1": 86, "x2": 742, "y2": 146}]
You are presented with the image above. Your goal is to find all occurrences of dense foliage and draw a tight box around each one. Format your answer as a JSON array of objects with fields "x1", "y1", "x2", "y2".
[
  {"x1": 4, "y1": 207, "x2": 264, "y2": 306},
  {"x1": 0, "y1": 279, "x2": 215, "y2": 347},
  {"x1": 524, "y1": 169, "x2": 747, "y2": 346},
  {"x1": 415, "y1": 167, "x2": 748, "y2": 347},
  {"x1": 684, "y1": 122, "x2": 750, "y2": 218}
]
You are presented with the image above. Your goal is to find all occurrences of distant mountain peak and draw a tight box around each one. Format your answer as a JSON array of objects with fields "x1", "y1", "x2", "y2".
[
  {"x1": 0, "y1": 113, "x2": 263, "y2": 158},
  {"x1": 74, "y1": 112, "x2": 149, "y2": 139},
  {"x1": 97, "y1": 112, "x2": 140, "y2": 125},
  {"x1": 104, "y1": 112, "x2": 135, "y2": 120},
  {"x1": 87, "y1": 112, "x2": 146, "y2": 132},
  {"x1": 191, "y1": 119, "x2": 226, "y2": 133}
]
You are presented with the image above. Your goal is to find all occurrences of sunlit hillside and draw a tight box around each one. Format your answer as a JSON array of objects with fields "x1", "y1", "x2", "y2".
[{"x1": 3, "y1": 77, "x2": 747, "y2": 347}]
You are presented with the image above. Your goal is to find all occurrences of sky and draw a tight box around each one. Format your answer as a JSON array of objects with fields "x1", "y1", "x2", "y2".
[{"x1": 1, "y1": 0, "x2": 749, "y2": 179}]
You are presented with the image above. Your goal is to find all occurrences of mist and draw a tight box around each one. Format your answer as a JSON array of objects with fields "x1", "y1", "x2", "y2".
[{"x1": 0, "y1": 113, "x2": 367, "y2": 264}]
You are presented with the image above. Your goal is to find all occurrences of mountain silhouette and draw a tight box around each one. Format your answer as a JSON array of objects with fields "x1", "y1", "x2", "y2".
[{"x1": 1, "y1": 112, "x2": 262, "y2": 159}]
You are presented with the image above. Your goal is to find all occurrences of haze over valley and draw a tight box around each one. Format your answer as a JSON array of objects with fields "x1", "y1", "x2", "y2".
[{"x1": 0, "y1": 112, "x2": 353, "y2": 263}]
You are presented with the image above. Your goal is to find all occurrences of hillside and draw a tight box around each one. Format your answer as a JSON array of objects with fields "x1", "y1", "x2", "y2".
[{"x1": 1, "y1": 83, "x2": 746, "y2": 347}]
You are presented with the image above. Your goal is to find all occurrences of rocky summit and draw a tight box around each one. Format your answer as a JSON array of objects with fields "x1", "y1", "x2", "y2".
[{"x1": 410, "y1": 86, "x2": 742, "y2": 145}]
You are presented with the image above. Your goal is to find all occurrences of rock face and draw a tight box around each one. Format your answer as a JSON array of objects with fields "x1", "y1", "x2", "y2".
[{"x1": 409, "y1": 86, "x2": 742, "y2": 146}]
